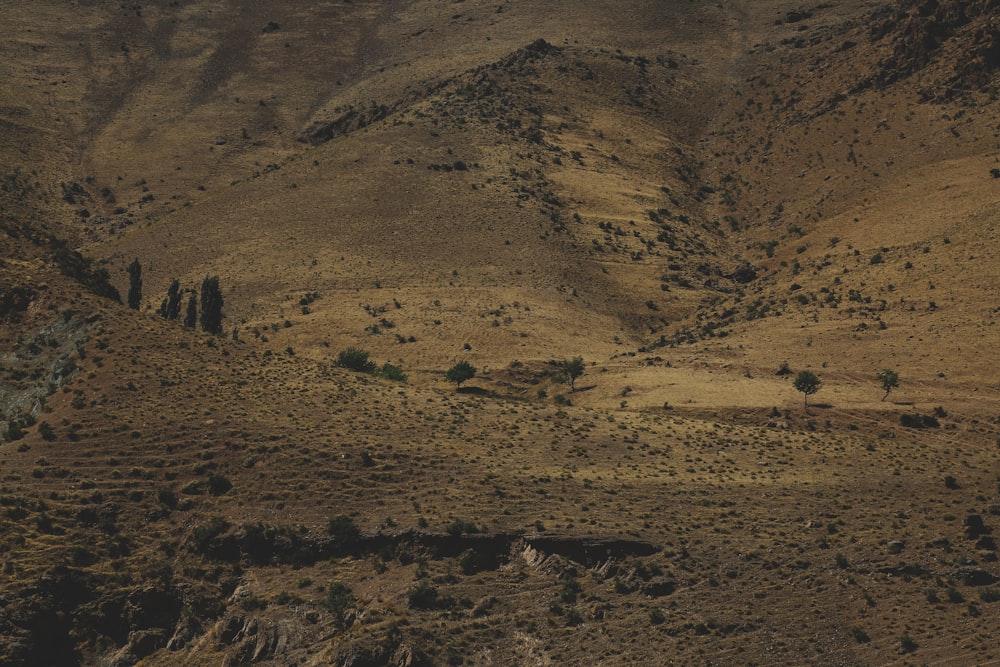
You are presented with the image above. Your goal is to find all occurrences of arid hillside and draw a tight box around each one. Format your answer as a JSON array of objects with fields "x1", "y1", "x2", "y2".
[{"x1": 2, "y1": 1, "x2": 1000, "y2": 665}]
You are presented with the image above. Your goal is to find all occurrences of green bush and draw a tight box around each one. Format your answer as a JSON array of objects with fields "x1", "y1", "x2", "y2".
[
  {"x1": 208, "y1": 474, "x2": 232, "y2": 496},
  {"x1": 407, "y1": 580, "x2": 439, "y2": 609},
  {"x1": 336, "y1": 348, "x2": 376, "y2": 373},
  {"x1": 190, "y1": 516, "x2": 230, "y2": 553},
  {"x1": 327, "y1": 515, "x2": 361, "y2": 551},
  {"x1": 446, "y1": 519, "x2": 479, "y2": 536},
  {"x1": 378, "y1": 363, "x2": 407, "y2": 382},
  {"x1": 324, "y1": 581, "x2": 354, "y2": 618},
  {"x1": 38, "y1": 421, "x2": 55, "y2": 441},
  {"x1": 900, "y1": 413, "x2": 939, "y2": 428}
]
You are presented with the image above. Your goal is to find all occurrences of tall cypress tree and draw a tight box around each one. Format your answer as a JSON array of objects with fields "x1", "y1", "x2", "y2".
[
  {"x1": 200, "y1": 275, "x2": 223, "y2": 335},
  {"x1": 126, "y1": 259, "x2": 142, "y2": 310},
  {"x1": 183, "y1": 292, "x2": 197, "y2": 328},
  {"x1": 159, "y1": 279, "x2": 182, "y2": 320}
]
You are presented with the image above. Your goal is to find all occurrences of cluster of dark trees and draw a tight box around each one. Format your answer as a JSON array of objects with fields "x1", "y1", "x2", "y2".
[{"x1": 125, "y1": 259, "x2": 224, "y2": 335}]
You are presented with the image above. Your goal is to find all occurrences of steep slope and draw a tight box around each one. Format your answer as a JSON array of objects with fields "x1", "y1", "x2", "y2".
[{"x1": 2, "y1": 1, "x2": 1000, "y2": 666}]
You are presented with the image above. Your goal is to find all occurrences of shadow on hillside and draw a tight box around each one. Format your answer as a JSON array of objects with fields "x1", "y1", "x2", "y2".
[{"x1": 457, "y1": 386, "x2": 491, "y2": 396}]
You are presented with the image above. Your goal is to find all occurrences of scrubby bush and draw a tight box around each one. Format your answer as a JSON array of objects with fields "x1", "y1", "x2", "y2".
[
  {"x1": 324, "y1": 581, "x2": 354, "y2": 618},
  {"x1": 378, "y1": 363, "x2": 407, "y2": 382},
  {"x1": 407, "y1": 580, "x2": 439, "y2": 609},
  {"x1": 327, "y1": 515, "x2": 361, "y2": 551},
  {"x1": 900, "y1": 413, "x2": 939, "y2": 428},
  {"x1": 336, "y1": 348, "x2": 377, "y2": 373}
]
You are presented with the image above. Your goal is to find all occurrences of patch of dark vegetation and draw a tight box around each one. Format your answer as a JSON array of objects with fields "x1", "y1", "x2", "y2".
[
  {"x1": 50, "y1": 240, "x2": 120, "y2": 302},
  {"x1": 187, "y1": 521, "x2": 658, "y2": 572},
  {"x1": 900, "y1": 413, "x2": 940, "y2": 428}
]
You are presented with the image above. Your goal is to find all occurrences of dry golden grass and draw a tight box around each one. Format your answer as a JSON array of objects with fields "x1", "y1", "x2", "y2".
[{"x1": 2, "y1": 0, "x2": 1000, "y2": 665}]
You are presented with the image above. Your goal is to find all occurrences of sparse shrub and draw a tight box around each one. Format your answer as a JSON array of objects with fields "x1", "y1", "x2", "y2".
[
  {"x1": 407, "y1": 580, "x2": 439, "y2": 609},
  {"x1": 208, "y1": 474, "x2": 232, "y2": 496},
  {"x1": 459, "y1": 549, "x2": 478, "y2": 574},
  {"x1": 240, "y1": 593, "x2": 267, "y2": 611},
  {"x1": 979, "y1": 587, "x2": 1000, "y2": 602},
  {"x1": 157, "y1": 486, "x2": 178, "y2": 508},
  {"x1": 327, "y1": 515, "x2": 361, "y2": 551},
  {"x1": 274, "y1": 590, "x2": 301, "y2": 605},
  {"x1": 337, "y1": 348, "x2": 376, "y2": 374},
  {"x1": 324, "y1": 581, "x2": 354, "y2": 618},
  {"x1": 900, "y1": 413, "x2": 939, "y2": 429},
  {"x1": 446, "y1": 518, "x2": 479, "y2": 536},
  {"x1": 378, "y1": 363, "x2": 407, "y2": 382},
  {"x1": 3, "y1": 420, "x2": 25, "y2": 442},
  {"x1": 37, "y1": 421, "x2": 55, "y2": 441},
  {"x1": 850, "y1": 626, "x2": 870, "y2": 643},
  {"x1": 190, "y1": 516, "x2": 230, "y2": 553},
  {"x1": 898, "y1": 634, "x2": 917, "y2": 653},
  {"x1": 558, "y1": 572, "x2": 581, "y2": 603},
  {"x1": 564, "y1": 606, "x2": 583, "y2": 626}
]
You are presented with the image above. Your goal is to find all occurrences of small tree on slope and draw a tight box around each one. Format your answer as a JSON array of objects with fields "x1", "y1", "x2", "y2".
[{"x1": 793, "y1": 370, "x2": 821, "y2": 410}]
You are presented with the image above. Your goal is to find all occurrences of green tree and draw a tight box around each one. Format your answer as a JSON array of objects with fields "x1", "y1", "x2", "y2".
[
  {"x1": 200, "y1": 275, "x2": 223, "y2": 334},
  {"x1": 159, "y1": 279, "x2": 182, "y2": 320},
  {"x1": 183, "y1": 292, "x2": 197, "y2": 328},
  {"x1": 126, "y1": 258, "x2": 142, "y2": 310},
  {"x1": 876, "y1": 369, "x2": 899, "y2": 402},
  {"x1": 555, "y1": 356, "x2": 586, "y2": 391},
  {"x1": 793, "y1": 370, "x2": 821, "y2": 409},
  {"x1": 445, "y1": 360, "x2": 476, "y2": 388}
]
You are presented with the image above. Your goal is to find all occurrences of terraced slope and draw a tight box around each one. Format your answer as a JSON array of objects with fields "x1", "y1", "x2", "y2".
[{"x1": 1, "y1": 1, "x2": 999, "y2": 665}]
